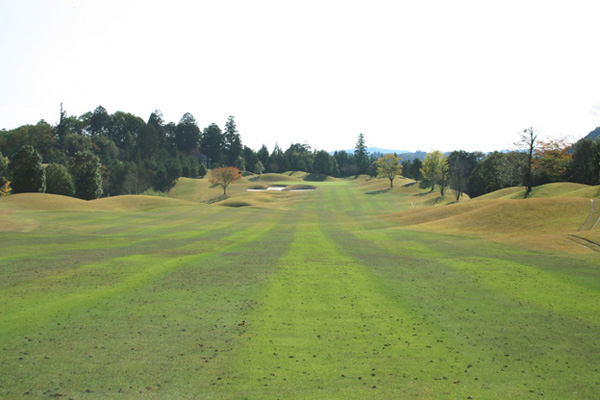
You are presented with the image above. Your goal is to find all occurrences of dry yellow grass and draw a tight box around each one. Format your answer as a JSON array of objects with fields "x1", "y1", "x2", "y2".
[
  {"x1": 168, "y1": 176, "x2": 260, "y2": 202},
  {"x1": 91, "y1": 195, "x2": 198, "y2": 210},
  {"x1": 476, "y1": 182, "x2": 600, "y2": 200},
  {"x1": 0, "y1": 209, "x2": 40, "y2": 232},
  {"x1": 0, "y1": 193, "x2": 112, "y2": 211},
  {"x1": 393, "y1": 197, "x2": 589, "y2": 235},
  {"x1": 218, "y1": 190, "x2": 307, "y2": 209},
  {"x1": 383, "y1": 199, "x2": 504, "y2": 226},
  {"x1": 474, "y1": 186, "x2": 524, "y2": 200},
  {"x1": 256, "y1": 173, "x2": 303, "y2": 182},
  {"x1": 531, "y1": 182, "x2": 594, "y2": 198},
  {"x1": 567, "y1": 185, "x2": 600, "y2": 198},
  {"x1": 387, "y1": 197, "x2": 594, "y2": 253}
]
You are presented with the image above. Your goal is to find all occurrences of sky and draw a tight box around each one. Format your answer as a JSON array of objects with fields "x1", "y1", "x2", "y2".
[{"x1": 1, "y1": 0, "x2": 599, "y2": 153}]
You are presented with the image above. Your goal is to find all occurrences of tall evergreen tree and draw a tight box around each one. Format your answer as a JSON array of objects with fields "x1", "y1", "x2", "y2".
[
  {"x1": 468, "y1": 151, "x2": 506, "y2": 197},
  {"x1": 223, "y1": 116, "x2": 242, "y2": 166},
  {"x1": 568, "y1": 138, "x2": 600, "y2": 185},
  {"x1": 354, "y1": 133, "x2": 368, "y2": 174},
  {"x1": 243, "y1": 146, "x2": 259, "y2": 173},
  {"x1": 448, "y1": 151, "x2": 482, "y2": 201},
  {"x1": 56, "y1": 103, "x2": 68, "y2": 140},
  {"x1": 9, "y1": 145, "x2": 46, "y2": 193},
  {"x1": 174, "y1": 112, "x2": 200, "y2": 155},
  {"x1": 267, "y1": 143, "x2": 284, "y2": 172},
  {"x1": 84, "y1": 105, "x2": 111, "y2": 137},
  {"x1": 410, "y1": 158, "x2": 423, "y2": 181},
  {"x1": 70, "y1": 150, "x2": 103, "y2": 200},
  {"x1": 257, "y1": 145, "x2": 270, "y2": 166},
  {"x1": 45, "y1": 163, "x2": 75, "y2": 196},
  {"x1": 200, "y1": 123, "x2": 224, "y2": 165},
  {"x1": 313, "y1": 150, "x2": 332, "y2": 175}
]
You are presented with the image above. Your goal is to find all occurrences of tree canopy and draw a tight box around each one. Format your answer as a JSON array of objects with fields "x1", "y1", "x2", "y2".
[
  {"x1": 1, "y1": 105, "x2": 598, "y2": 201},
  {"x1": 376, "y1": 154, "x2": 403, "y2": 187},
  {"x1": 9, "y1": 145, "x2": 46, "y2": 194},
  {"x1": 209, "y1": 167, "x2": 242, "y2": 196}
]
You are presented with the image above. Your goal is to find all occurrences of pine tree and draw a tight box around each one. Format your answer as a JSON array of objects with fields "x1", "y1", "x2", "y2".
[
  {"x1": 223, "y1": 116, "x2": 242, "y2": 166},
  {"x1": 354, "y1": 133, "x2": 368, "y2": 174},
  {"x1": 70, "y1": 150, "x2": 103, "y2": 200},
  {"x1": 9, "y1": 145, "x2": 46, "y2": 193}
]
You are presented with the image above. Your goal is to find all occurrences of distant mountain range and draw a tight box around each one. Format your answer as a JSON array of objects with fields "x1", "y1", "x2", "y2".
[
  {"x1": 584, "y1": 126, "x2": 600, "y2": 141},
  {"x1": 328, "y1": 126, "x2": 600, "y2": 160},
  {"x1": 330, "y1": 147, "x2": 426, "y2": 161}
]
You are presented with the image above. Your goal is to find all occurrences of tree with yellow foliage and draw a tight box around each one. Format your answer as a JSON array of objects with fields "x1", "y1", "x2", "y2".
[
  {"x1": 376, "y1": 154, "x2": 403, "y2": 188},
  {"x1": 533, "y1": 138, "x2": 572, "y2": 182},
  {"x1": 420, "y1": 150, "x2": 448, "y2": 194},
  {"x1": 0, "y1": 152, "x2": 11, "y2": 196}
]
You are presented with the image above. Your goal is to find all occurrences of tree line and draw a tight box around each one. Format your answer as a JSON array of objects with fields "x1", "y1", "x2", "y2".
[
  {"x1": 0, "y1": 107, "x2": 380, "y2": 199},
  {"x1": 401, "y1": 129, "x2": 600, "y2": 200},
  {"x1": 1, "y1": 106, "x2": 598, "y2": 200}
]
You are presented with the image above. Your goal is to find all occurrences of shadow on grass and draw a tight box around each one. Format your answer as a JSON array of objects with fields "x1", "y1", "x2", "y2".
[
  {"x1": 414, "y1": 191, "x2": 434, "y2": 197},
  {"x1": 221, "y1": 201, "x2": 250, "y2": 208},
  {"x1": 366, "y1": 188, "x2": 392, "y2": 195},
  {"x1": 303, "y1": 173, "x2": 328, "y2": 182},
  {"x1": 205, "y1": 195, "x2": 230, "y2": 204}
]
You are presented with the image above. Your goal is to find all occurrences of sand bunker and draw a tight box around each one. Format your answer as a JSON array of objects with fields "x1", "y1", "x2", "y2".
[{"x1": 247, "y1": 185, "x2": 316, "y2": 192}]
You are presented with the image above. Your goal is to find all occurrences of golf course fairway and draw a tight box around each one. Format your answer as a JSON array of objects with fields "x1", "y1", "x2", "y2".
[{"x1": 0, "y1": 178, "x2": 599, "y2": 399}]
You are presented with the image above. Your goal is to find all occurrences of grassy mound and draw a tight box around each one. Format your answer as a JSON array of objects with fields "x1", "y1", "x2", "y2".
[
  {"x1": 384, "y1": 199, "x2": 504, "y2": 226},
  {"x1": 218, "y1": 199, "x2": 251, "y2": 207},
  {"x1": 389, "y1": 197, "x2": 589, "y2": 235},
  {"x1": 475, "y1": 186, "x2": 524, "y2": 200},
  {"x1": 302, "y1": 173, "x2": 340, "y2": 182},
  {"x1": 169, "y1": 177, "x2": 259, "y2": 203},
  {"x1": 282, "y1": 184, "x2": 317, "y2": 191},
  {"x1": 0, "y1": 193, "x2": 112, "y2": 211},
  {"x1": 477, "y1": 182, "x2": 600, "y2": 200},
  {"x1": 256, "y1": 173, "x2": 303, "y2": 182},
  {"x1": 0, "y1": 210, "x2": 40, "y2": 232},
  {"x1": 91, "y1": 195, "x2": 197, "y2": 210},
  {"x1": 556, "y1": 184, "x2": 600, "y2": 199},
  {"x1": 284, "y1": 171, "x2": 309, "y2": 179},
  {"x1": 168, "y1": 177, "x2": 213, "y2": 202},
  {"x1": 247, "y1": 183, "x2": 269, "y2": 190}
]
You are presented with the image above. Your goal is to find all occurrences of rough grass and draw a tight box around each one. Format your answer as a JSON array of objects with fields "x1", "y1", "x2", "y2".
[
  {"x1": 257, "y1": 173, "x2": 303, "y2": 182},
  {"x1": 282, "y1": 184, "x2": 317, "y2": 191},
  {"x1": 0, "y1": 193, "x2": 112, "y2": 211},
  {"x1": 476, "y1": 182, "x2": 600, "y2": 200},
  {"x1": 92, "y1": 195, "x2": 197, "y2": 210},
  {"x1": 384, "y1": 196, "x2": 595, "y2": 253},
  {"x1": 475, "y1": 186, "x2": 524, "y2": 200},
  {"x1": 1, "y1": 177, "x2": 599, "y2": 398}
]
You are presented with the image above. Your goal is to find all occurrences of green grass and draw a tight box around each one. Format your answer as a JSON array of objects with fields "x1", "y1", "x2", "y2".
[{"x1": 1, "y1": 178, "x2": 599, "y2": 399}]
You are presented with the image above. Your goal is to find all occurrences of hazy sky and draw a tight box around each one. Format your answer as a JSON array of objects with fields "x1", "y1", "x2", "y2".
[{"x1": 1, "y1": 0, "x2": 599, "y2": 153}]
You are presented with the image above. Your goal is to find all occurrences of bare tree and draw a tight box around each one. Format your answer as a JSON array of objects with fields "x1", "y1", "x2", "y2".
[{"x1": 516, "y1": 127, "x2": 537, "y2": 195}]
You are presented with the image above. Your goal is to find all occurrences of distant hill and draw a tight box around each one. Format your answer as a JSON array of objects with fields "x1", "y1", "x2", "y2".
[
  {"x1": 331, "y1": 147, "x2": 408, "y2": 155},
  {"x1": 330, "y1": 147, "x2": 427, "y2": 160},
  {"x1": 584, "y1": 126, "x2": 600, "y2": 140},
  {"x1": 397, "y1": 151, "x2": 427, "y2": 161}
]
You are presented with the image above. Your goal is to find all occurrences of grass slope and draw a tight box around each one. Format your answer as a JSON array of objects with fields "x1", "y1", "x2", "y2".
[
  {"x1": 476, "y1": 182, "x2": 600, "y2": 200},
  {"x1": 1, "y1": 178, "x2": 599, "y2": 398}
]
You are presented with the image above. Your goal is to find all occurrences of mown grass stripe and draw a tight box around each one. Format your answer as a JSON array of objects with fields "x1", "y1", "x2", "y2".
[{"x1": 322, "y1": 210, "x2": 600, "y2": 398}]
